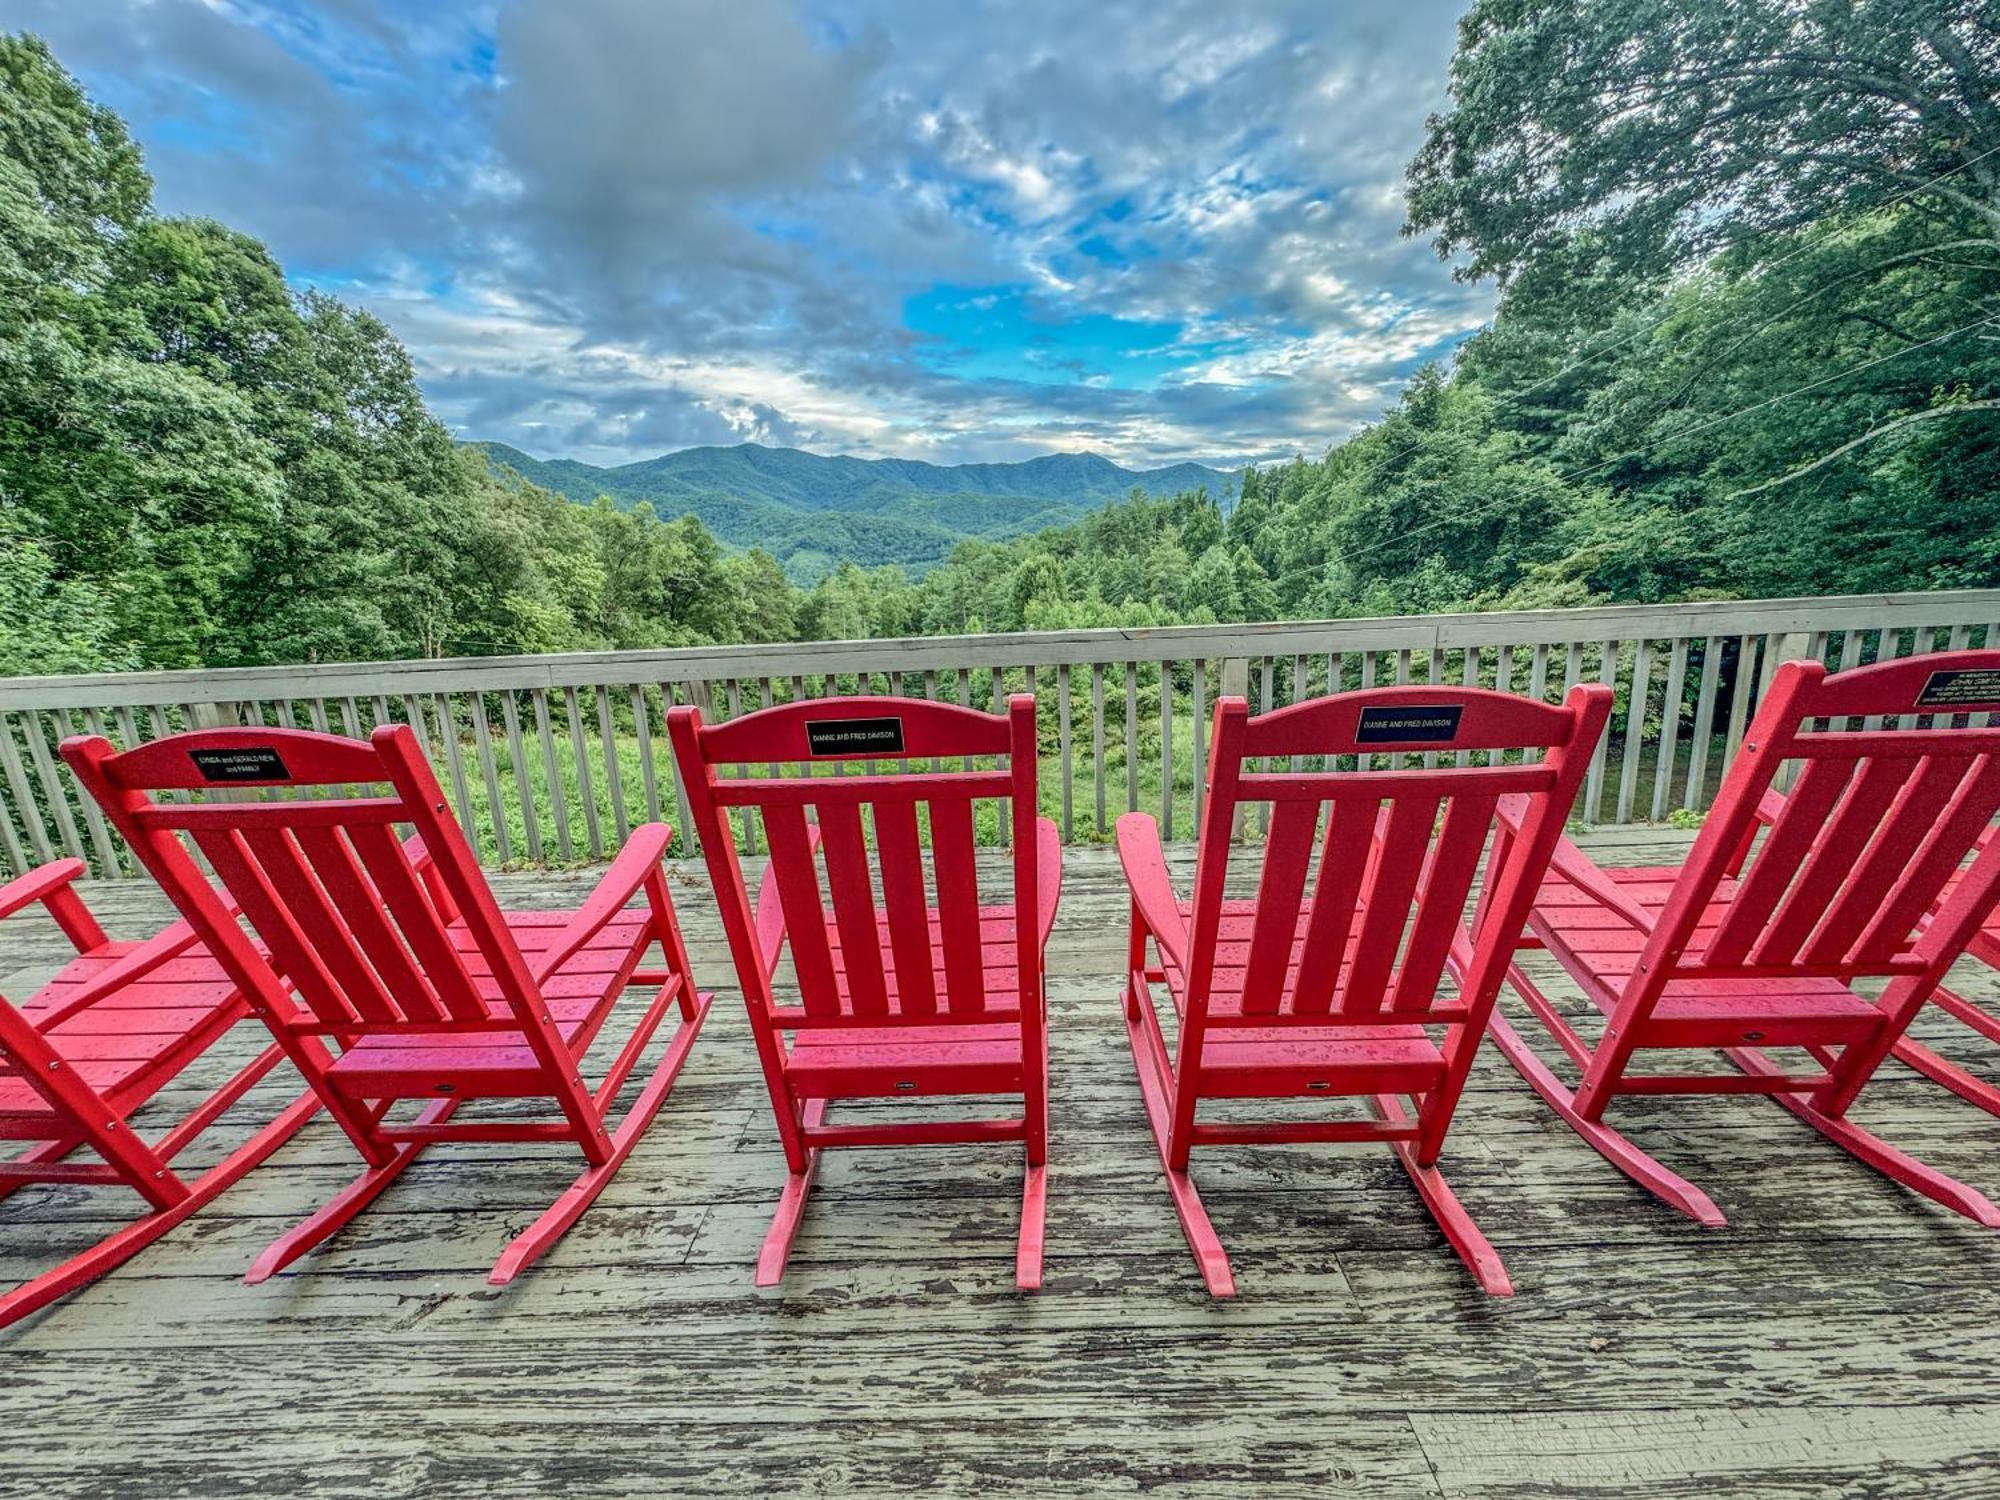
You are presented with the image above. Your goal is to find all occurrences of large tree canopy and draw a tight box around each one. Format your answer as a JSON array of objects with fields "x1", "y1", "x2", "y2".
[{"x1": 1406, "y1": 0, "x2": 2000, "y2": 295}]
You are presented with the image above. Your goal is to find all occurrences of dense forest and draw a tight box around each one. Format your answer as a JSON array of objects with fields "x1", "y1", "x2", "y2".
[{"x1": 3, "y1": 5, "x2": 1996, "y2": 683}]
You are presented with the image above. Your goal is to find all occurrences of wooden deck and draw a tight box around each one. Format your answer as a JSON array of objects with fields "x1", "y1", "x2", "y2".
[{"x1": 7, "y1": 825, "x2": 2000, "y2": 1496}]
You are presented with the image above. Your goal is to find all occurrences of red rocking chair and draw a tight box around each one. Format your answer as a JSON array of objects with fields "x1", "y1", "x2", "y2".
[
  {"x1": 668, "y1": 694, "x2": 1059, "y2": 1290},
  {"x1": 63, "y1": 724, "x2": 711, "y2": 1286},
  {"x1": 1485, "y1": 649, "x2": 2000, "y2": 1228},
  {"x1": 1, "y1": 858, "x2": 318, "y2": 1328},
  {"x1": 1118, "y1": 682, "x2": 1612, "y2": 1297}
]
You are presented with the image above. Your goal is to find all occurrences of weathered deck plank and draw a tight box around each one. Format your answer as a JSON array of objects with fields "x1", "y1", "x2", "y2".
[{"x1": 6, "y1": 829, "x2": 2000, "y2": 1496}]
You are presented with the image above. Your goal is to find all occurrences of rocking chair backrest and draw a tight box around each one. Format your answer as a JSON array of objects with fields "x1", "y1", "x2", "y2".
[
  {"x1": 1641, "y1": 650, "x2": 2000, "y2": 988},
  {"x1": 63, "y1": 727, "x2": 542, "y2": 1038},
  {"x1": 1187, "y1": 684, "x2": 1612, "y2": 1030},
  {"x1": 668, "y1": 695, "x2": 1043, "y2": 1027}
]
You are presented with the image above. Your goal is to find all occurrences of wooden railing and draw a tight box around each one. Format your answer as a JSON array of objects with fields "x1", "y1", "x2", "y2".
[{"x1": 3, "y1": 588, "x2": 1997, "y2": 878}]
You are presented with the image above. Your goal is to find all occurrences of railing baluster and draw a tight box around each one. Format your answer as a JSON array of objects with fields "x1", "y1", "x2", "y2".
[
  {"x1": 1124, "y1": 663, "x2": 1139, "y2": 814},
  {"x1": 665, "y1": 683, "x2": 696, "y2": 848},
  {"x1": 1584, "y1": 640, "x2": 1620, "y2": 822},
  {"x1": 564, "y1": 685, "x2": 603, "y2": 860},
  {"x1": 1091, "y1": 662, "x2": 1106, "y2": 837},
  {"x1": 1683, "y1": 636, "x2": 1724, "y2": 809},
  {"x1": 1458, "y1": 647, "x2": 1479, "y2": 769},
  {"x1": 0, "y1": 713, "x2": 53, "y2": 865},
  {"x1": 1159, "y1": 659, "x2": 1174, "y2": 842},
  {"x1": 1193, "y1": 657, "x2": 1208, "y2": 835},
  {"x1": 30, "y1": 711, "x2": 87, "y2": 860},
  {"x1": 433, "y1": 694, "x2": 478, "y2": 842},
  {"x1": 1651, "y1": 638, "x2": 1689, "y2": 820},
  {"x1": 630, "y1": 686, "x2": 661, "y2": 828},
  {"x1": 1057, "y1": 662, "x2": 1073, "y2": 843},
  {"x1": 501, "y1": 691, "x2": 542, "y2": 863},
  {"x1": 467, "y1": 690, "x2": 512, "y2": 866},
  {"x1": 1720, "y1": 633, "x2": 1758, "y2": 777},
  {"x1": 530, "y1": 689, "x2": 573, "y2": 862},
  {"x1": 1616, "y1": 638, "x2": 1653, "y2": 824}
]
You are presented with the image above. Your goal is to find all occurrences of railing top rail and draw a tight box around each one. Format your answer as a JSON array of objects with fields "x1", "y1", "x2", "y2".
[{"x1": 2, "y1": 588, "x2": 1996, "y2": 710}]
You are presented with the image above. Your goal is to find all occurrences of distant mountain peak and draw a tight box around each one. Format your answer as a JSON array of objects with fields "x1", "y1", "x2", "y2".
[{"x1": 466, "y1": 439, "x2": 1231, "y2": 585}]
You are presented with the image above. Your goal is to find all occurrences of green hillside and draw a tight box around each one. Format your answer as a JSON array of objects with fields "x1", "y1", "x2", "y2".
[{"x1": 469, "y1": 441, "x2": 1228, "y2": 581}]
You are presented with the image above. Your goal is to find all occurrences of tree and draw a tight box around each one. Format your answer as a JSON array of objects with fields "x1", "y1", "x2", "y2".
[{"x1": 1406, "y1": 0, "x2": 2000, "y2": 296}]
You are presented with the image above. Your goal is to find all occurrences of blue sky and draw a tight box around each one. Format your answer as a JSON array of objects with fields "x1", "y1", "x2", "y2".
[{"x1": 8, "y1": 0, "x2": 1493, "y2": 467}]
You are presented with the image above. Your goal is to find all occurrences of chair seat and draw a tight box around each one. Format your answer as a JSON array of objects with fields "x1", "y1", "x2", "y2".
[
  {"x1": 786, "y1": 1021, "x2": 1022, "y2": 1097},
  {"x1": 1528, "y1": 868, "x2": 1885, "y2": 1046},
  {"x1": 806, "y1": 904, "x2": 1027, "y2": 1020},
  {"x1": 0, "y1": 943, "x2": 245, "y2": 1121},
  {"x1": 325, "y1": 910, "x2": 653, "y2": 1099}
]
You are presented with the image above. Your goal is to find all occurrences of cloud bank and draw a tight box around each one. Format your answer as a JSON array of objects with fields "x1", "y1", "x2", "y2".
[{"x1": 8, "y1": 0, "x2": 1492, "y2": 466}]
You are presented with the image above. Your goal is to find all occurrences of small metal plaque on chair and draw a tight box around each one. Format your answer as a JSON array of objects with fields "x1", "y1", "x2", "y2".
[
  {"x1": 1916, "y1": 669, "x2": 2000, "y2": 709},
  {"x1": 804, "y1": 717, "x2": 906, "y2": 756},
  {"x1": 188, "y1": 747, "x2": 290, "y2": 782},
  {"x1": 1355, "y1": 705, "x2": 1464, "y2": 744}
]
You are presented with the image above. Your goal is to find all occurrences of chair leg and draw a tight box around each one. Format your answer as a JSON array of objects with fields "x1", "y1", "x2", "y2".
[
  {"x1": 1016, "y1": 1163, "x2": 1047, "y2": 1293},
  {"x1": 489, "y1": 992, "x2": 712, "y2": 1286},
  {"x1": 1486, "y1": 1007, "x2": 1728, "y2": 1227},
  {"x1": 1, "y1": 1088, "x2": 320, "y2": 1331},
  {"x1": 1726, "y1": 1045, "x2": 2000, "y2": 1228},
  {"x1": 1892, "y1": 1033, "x2": 2000, "y2": 1118},
  {"x1": 246, "y1": 1097, "x2": 459, "y2": 1285},
  {"x1": 757, "y1": 1098, "x2": 829, "y2": 1287},
  {"x1": 1120, "y1": 984, "x2": 1235, "y2": 1297},
  {"x1": 1372, "y1": 1096, "x2": 1512, "y2": 1297}
]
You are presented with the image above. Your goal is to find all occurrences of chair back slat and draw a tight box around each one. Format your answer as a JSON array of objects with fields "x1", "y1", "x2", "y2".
[
  {"x1": 190, "y1": 826, "x2": 361, "y2": 1028},
  {"x1": 64, "y1": 726, "x2": 545, "y2": 1039},
  {"x1": 1856, "y1": 756, "x2": 2000, "y2": 965},
  {"x1": 1703, "y1": 757, "x2": 1857, "y2": 967},
  {"x1": 670, "y1": 695, "x2": 1036, "y2": 1029},
  {"x1": 1286, "y1": 799, "x2": 1378, "y2": 1017},
  {"x1": 875, "y1": 800, "x2": 939, "y2": 1018},
  {"x1": 343, "y1": 822, "x2": 487, "y2": 1021},
  {"x1": 929, "y1": 795, "x2": 989, "y2": 1016},
  {"x1": 819, "y1": 802, "x2": 889, "y2": 1019},
  {"x1": 1238, "y1": 800, "x2": 1319, "y2": 1017},
  {"x1": 1393, "y1": 792, "x2": 1500, "y2": 1011},
  {"x1": 761, "y1": 803, "x2": 844, "y2": 1019},
  {"x1": 1338, "y1": 793, "x2": 1444, "y2": 1017},
  {"x1": 1644, "y1": 652, "x2": 2000, "y2": 985},
  {"x1": 291, "y1": 826, "x2": 449, "y2": 1025}
]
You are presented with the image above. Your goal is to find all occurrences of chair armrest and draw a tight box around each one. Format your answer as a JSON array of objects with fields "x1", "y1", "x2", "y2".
[
  {"x1": 1034, "y1": 817, "x2": 1062, "y2": 949},
  {"x1": 0, "y1": 859, "x2": 87, "y2": 924},
  {"x1": 1544, "y1": 837, "x2": 1656, "y2": 933},
  {"x1": 753, "y1": 823, "x2": 821, "y2": 979},
  {"x1": 1494, "y1": 794, "x2": 1654, "y2": 932},
  {"x1": 1116, "y1": 812, "x2": 1189, "y2": 974},
  {"x1": 530, "y1": 823, "x2": 674, "y2": 985}
]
